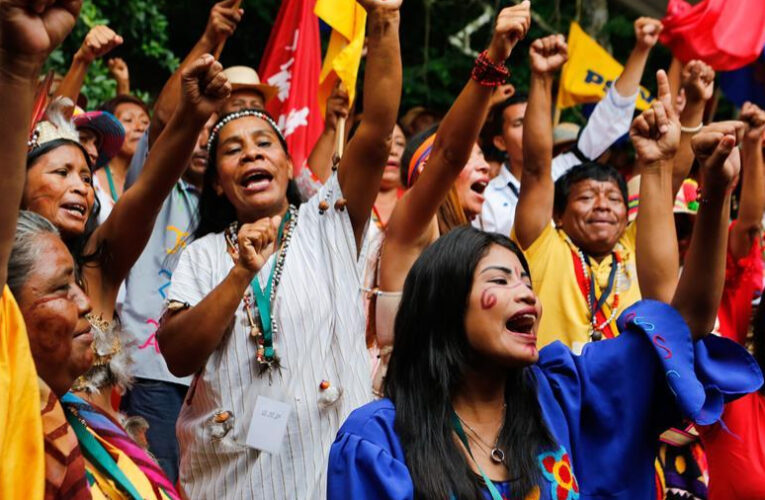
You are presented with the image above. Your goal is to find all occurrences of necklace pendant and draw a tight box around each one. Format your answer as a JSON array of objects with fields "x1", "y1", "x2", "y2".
[
  {"x1": 590, "y1": 328, "x2": 603, "y2": 342},
  {"x1": 490, "y1": 447, "x2": 505, "y2": 464}
]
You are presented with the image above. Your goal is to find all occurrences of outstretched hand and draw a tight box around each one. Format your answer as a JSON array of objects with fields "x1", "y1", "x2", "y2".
[
  {"x1": 0, "y1": 0, "x2": 81, "y2": 67},
  {"x1": 529, "y1": 34, "x2": 568, "y2": 75},
  {"x1": 180, "y1": 54, "x2": 231, "y2": 120},
  {"x1": 691, "y1": 121, "x2": 745, "y2": 189},
  {"x1": 487, "y1": 0, "x2": 531, "y2": 63},
  {"x1": 630, "y1": 70, "x2": 681, "y2": 164}
]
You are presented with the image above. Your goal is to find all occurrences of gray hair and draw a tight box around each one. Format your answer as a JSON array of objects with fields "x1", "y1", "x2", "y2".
[{"x1": 7, "y1": 211, "x2": 60, "y2": 297}]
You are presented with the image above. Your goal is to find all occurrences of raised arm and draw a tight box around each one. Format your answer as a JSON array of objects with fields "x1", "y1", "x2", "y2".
[
  {"x1": 613, "y1": 18, "x2": 661, "y2": 98},
  {"x1": 83, "y1": 55, "x2": 230, "y2": 303},
  {"x1": 107, "y1": 57, "x2": 130, "y2": 95},
  {"x1": 54, "y1": 25, "x2": 122, "y2": 106},
  {"x1": 306, "y1": 81, "x2": 350, "y2": 183},
  {"x1": 632, "y1": 70, "x2": 681, "y2": 303},
  {"x1": 386, "y1": 3, "x2": 530, "y2": 250},
  {"x1": 0, "y1": 0, "x2": 80, "y2": 288},
  {"x1": 673, "y1": 121, "x2": 745, "y2": 339},
  {"x1": 336, "y1": 0, "x2": 403, "y2": 247},
  {"x1": 513, "y1": 34, "x2": 568, "y2": 249},
  {"x1": 149, "y1": 0, "x2": 241, "y2": 146},
  {"x1": 672, "y1": 60, "x2": 715, "y2": 193},
  {"x1": 730, "y1": 102, "x2": 765, "y2": 259}
]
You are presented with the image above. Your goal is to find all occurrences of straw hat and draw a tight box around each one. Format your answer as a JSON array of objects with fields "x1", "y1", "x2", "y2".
[
  {"x1": 223, "y1": 66, "x2": 279, "y2": 105},
  {"x1": 553, "y1": 122, "x2": 581, "y2": 147}
]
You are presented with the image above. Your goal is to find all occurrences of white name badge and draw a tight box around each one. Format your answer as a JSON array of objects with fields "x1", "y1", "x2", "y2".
[{"x1": 245, "y1": 396, "x2": 292, "y2": 454}]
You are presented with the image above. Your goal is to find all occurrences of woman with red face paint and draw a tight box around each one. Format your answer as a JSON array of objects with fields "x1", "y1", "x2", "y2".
[
  {"x1": 327, "y1": 113, "x2": 762, "y2": 497},
  {"x1": 23, "y1": 53, "x2": 231, "y2": 424}
]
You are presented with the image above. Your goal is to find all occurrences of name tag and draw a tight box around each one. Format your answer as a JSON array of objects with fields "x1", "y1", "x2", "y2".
[{"x1": 245, "y1": 396, "x2": 292, "y2": 454}]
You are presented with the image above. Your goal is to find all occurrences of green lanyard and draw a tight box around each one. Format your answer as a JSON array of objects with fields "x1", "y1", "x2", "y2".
[
  {"x1": 104, "y1": 165, "x2": 119, "y2": 203},
  {"x1": 450, "y1": 410, "x2": 504, "y2": 500},
  {"x1": 64, "y1": 407, "x2": 143, "y2": 500},
  {"x1": 249, "y1": 211, "x2": 290, "y2": 361}
]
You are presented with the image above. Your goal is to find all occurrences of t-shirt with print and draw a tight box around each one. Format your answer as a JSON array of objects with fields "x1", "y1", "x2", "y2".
[{"x1": 513, "y1": 222, "x2": 640, "y2": 353}]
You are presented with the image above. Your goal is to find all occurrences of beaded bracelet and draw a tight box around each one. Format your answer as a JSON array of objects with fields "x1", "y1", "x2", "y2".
[{"x1": 471, "y1": 50, "x2": 510, "y2": 87}]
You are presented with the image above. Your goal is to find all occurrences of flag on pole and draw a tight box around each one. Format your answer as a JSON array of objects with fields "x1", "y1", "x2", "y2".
[
  {"x1": 258, "y1": 0, "x2": 323, "y2": 173},
  {"x1": 557, "y1": 22, "x2": 654, "y2": 111},
  {"x1": 314, "y1": 0, "x2": 366, "y2": 116}
]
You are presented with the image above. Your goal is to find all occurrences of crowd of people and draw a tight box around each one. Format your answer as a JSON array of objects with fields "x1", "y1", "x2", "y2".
[{"x1": 1, "y1": 0, "x2": 765, "y2": 499}]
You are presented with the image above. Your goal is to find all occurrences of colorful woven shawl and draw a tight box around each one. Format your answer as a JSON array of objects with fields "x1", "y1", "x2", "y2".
[{"x1": 60, "y1": 393, "x2": 180, "y2": 500}]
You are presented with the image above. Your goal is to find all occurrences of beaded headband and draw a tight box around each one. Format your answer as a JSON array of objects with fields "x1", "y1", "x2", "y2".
[
  {"x1": 406, "y1": 132, "x2": 436, "y2": 187},
  {"x1": 206, "y1": 109, "x2": 287, "y2": 155},
  {"x1": 28, "y1": 97, "x2": 80, "y2": 151}
]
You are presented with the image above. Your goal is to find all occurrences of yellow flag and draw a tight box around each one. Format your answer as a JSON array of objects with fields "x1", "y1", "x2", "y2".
[
  {"x1": 315, "y1": 0, "x2": 366, "y2": 116},
  {"x1": 557, "y1": 22, "x2": 654, "y2": 111}
]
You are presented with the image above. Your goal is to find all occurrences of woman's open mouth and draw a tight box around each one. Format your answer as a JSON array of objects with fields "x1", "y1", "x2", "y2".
[{"x1": 240, "y1": 169, "x2": 274, "y2": 193}]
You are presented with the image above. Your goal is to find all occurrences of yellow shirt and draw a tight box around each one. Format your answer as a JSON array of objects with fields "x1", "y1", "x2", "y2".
[
  {"x1": 0, "y1": 286, "x2": 45, "y2": 500},
  {"x1": 514, "y1": 223, "x2": 640, "y2": 353}
]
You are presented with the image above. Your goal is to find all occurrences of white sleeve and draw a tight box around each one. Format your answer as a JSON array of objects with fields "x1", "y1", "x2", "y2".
[
  {"x1": 576, "y1": 85, "x2": 637, "y2": 160},
  {"x1": 167, "y1": 238, "x2": 215, "y2": 307}
]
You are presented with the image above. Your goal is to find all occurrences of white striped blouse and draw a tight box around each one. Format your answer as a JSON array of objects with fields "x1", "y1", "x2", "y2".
[{"x1": 167, "y1": 175, "x2": 372, "y2": 499}]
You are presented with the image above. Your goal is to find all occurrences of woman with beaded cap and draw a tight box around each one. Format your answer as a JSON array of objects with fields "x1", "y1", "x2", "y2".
[
  {"x1": 156, "y1": 0, "x2": 402, "y2": 497},
  {"x1": 23, "y1": 56, "x2": 231, "y2": 422}
]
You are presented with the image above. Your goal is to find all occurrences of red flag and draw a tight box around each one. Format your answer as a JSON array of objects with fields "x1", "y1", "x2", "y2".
[
  {"x1": 660, "y1": 0, "x2": 765, "y2": 71},
  {"x1": 258, "y1": 0, "x2": 323, "y2": 174}
]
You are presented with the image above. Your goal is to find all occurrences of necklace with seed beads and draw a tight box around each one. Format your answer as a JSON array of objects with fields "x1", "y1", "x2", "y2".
[{"x1": 224, "y1": 205, "x2": 298, "y2": 374}]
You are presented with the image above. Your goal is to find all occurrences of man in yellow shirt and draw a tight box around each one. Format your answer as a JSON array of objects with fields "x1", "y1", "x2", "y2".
[{"x1": 0, "y1": 1, "x2": 81, "y2": 498}]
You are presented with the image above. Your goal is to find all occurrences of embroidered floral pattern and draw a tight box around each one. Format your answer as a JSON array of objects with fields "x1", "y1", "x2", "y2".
[{"x1": 538, "y1": 447, "x2": 579, "y2": 500}]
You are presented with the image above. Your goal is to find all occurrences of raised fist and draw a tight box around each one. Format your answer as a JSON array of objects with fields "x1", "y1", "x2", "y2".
[
  {"x1": 107, "y1": 57, "x2": 129, "y2": 83},
  {"x1": 630, "y1": 70, "x2": 681, "y2": 164},
  {"x1": 76, "y1": 25, "x2": 122, "y2": 63},
  {"x1": 529, "y1": 34, "x2": 568, "y2": 75},
  {"x1": 325, "y1": 80, "x2": 350, "y2": 132},
  {"x1": 681, "y1": 60, "x2": 715, "y2": 104},
  {"x1": 739, "y1": 101, "x2": 765, "y2": 144},
  {"x1": 487, "y1": 1, "x2": 531, "y2": 63},
  {"x1": 203, "y1": 0, "x2": 243, "y2": 46},
  {"x1": 490, "y1": 83, "x2": 516, "y2": 107},
  {"x1": 357, "y1": 0, "x2": 402, "y2": 13},
  {"x1": 634, "y1": 17, "x2": 662, "y2": 51},
  {"x1": 235, "y1": 216, "x2": 282, "y2": 274},
  {"x1": 181, "y1": 54, "x2": 232, "y2": 120},
  {"x1": 0, "y1": 0, "x2": 82, "y2": 67},
  {"x1": 691, "y1": 121, "x2": 746, "y2": 189}
]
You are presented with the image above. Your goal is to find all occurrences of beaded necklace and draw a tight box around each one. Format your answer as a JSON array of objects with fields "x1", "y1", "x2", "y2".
[{"x1": 224, "y1": 204, "x2": 298, "y2": 374}]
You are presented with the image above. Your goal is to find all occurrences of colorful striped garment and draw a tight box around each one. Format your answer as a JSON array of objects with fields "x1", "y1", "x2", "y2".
[
  {"x1": 39, "y1": 380, "x2": 91, "y2": 500},
  {"x1": 60, "y1": 393, "x2": 179, "y2": 500}
]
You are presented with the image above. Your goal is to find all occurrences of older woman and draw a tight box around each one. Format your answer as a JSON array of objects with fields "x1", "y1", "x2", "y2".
[
  {"x1": 156, "y1": 0, "x2": 401, "y2": 497},
  {"x1": 8, "y1": 211, "x2": 180, "y2": 499},
  {"x1": 22, "y1": 54, "x2": 230, "y2": 420}
]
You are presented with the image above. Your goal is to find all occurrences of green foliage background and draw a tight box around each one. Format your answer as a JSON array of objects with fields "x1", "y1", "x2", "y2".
[{"x1": 45, "y1": 0, "x2": 733, "y2": 121}]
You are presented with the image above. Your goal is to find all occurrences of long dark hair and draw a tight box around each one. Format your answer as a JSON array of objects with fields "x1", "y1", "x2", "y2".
[
  {"x1": 195, "y1": 110, "x2": 302, "y2": 238},
  {"x1": 385, "y1": 226, "x2": 554, "y2": 499}
]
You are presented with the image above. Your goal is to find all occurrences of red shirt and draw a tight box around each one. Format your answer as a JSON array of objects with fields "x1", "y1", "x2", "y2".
[
  {"x1": 717, "y1": 223, "x2": 763, "y2": 344},
  {"x1": 701, "y1": 391, "x2": 765, "y2": 500}
]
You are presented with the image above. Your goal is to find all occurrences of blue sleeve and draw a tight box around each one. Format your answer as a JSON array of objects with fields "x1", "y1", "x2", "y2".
[
  {"x1": 124, "y1": 130, "x2": 150, "y2": 190},
  {"x1": 535, "y1": 299, "x2": 763, "y2": 496},
  {"x1": 328, "y1": 432, "x2": 414, "y2": 500}
]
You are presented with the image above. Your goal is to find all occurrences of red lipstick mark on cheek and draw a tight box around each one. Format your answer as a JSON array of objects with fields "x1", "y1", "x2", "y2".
[{"x1": 480, "y1": 289, "x2": 497, "y2": 310}]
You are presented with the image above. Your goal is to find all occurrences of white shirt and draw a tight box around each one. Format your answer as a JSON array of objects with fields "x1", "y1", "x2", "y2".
[
  {"x1": 168, "y1": 174, "x2": 371, "y2": 499},
  {"x1": 476, "y1": 85, "x2": 638, "y2": 236}
]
